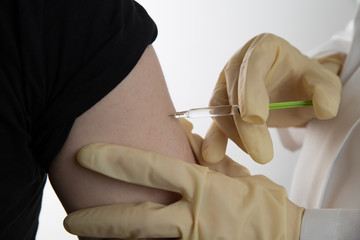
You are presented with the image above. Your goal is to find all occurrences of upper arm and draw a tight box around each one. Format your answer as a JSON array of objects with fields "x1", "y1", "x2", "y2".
[{"x1": 48, "y1": 45, "x2": 195, "y2": 216}]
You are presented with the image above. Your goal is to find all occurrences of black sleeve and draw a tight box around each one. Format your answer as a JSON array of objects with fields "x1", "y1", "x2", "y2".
[
  {"x1": 0, "y1": 1, "x2": 157, "y2": 238},
  {"x1": 33, "y1": 0, "x2": 158, "y2": 171}
]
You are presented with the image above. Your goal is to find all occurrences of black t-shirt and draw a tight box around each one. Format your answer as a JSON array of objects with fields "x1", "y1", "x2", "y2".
[{"x1": 0, "y1": 0, "x2": 157, "y2": 238}]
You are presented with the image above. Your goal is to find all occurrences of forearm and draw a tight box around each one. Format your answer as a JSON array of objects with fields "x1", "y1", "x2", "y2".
[{"x1": 48, "y1": 45, "x2": 196, "y2": 239}]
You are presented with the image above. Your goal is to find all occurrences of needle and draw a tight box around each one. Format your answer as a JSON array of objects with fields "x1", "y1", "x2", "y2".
[{"x1": 169, "y1": 100, "x2": 312, "y2": 119}]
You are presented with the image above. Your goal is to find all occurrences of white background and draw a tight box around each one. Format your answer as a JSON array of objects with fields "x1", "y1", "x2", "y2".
[{"x1": 36, "y1": 0, "x2": 356, "y2": 239}]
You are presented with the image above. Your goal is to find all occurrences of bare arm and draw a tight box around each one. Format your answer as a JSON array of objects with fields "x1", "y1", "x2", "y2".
[{"x1": 48, "y1": 45, "x2": 196, "y2": 239}]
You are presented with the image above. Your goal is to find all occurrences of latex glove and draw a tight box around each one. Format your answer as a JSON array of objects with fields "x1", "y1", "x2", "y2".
[
  {"x1": 202, "y1": 33, "x2": 344, "y2": 165},
  {"x1": 179, "y1": 118, "x2": 250, "y2": 178},
  {"x1": 63, "y1": 143, "x2": 304, "y2": 239},
  {"x1": 300, "y1": 209, "x2": 360, "y2": 240}
]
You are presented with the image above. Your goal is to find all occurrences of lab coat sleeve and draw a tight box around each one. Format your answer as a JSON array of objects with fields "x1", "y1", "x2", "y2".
[{"x1": 300, "y1": 209, "x2": 360, "y2": 240}]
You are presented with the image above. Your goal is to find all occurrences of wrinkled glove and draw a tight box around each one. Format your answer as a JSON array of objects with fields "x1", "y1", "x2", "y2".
[
  {"x1": 202, "y1": 33, "x2": 344, "y2": 165},
  {"x1": 64, "y1": 142, "x2": 304, "y2": 239},
  {"x1": 179, "y1": 118, "x2": 250, "y2": 178},
  {"x1": 187, "y1": 112, "x2": 360, "y2": 240}
]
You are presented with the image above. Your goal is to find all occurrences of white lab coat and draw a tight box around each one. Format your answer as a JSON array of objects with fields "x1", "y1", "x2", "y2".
[{"x1": 279, "y1": 2, "x2": 360, "y2": 209}]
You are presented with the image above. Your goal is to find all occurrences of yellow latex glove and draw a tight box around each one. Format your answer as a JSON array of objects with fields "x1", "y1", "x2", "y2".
[
  {"x1": 179, "y1": 118, "x2": 250, "y2": 178},
  {"x1": 202, "y1": 33, "x2": 344, "y2": 165},
  {"x1": 64, "y1": 143, "x2": 304, "y2": 239}
]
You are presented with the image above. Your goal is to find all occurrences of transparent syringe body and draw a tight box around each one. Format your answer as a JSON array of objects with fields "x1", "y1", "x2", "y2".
[
  {"x1": 171, "y1": 101, "x2": 313, "y2": 119},
  {"x1": 173, "y1": 105, "x2": 239, "y2": 118}
]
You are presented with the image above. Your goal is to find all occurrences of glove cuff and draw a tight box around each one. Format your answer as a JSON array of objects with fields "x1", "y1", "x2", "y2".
[{"x1": 286, "y1": 200, "x2": 305, "y2": 240}]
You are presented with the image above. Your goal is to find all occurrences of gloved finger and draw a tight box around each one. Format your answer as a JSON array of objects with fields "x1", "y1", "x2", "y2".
[
  {"x1": 302, "y1": 68, "x2": 342, "y2": 120},
  {"x1": 202, "y1": 122, "x2": 228, "y2": 164},
  {"x1": 212, "y1": 115, "x2": 247, "y2": 153},
  {"x1": 233, "y1": 113, "x2": 274, "y2": 164},
  {"x1": 206, "y1": 69, "x2": 245, "y2": 162},
  {"x1": 77, "y1": 143, "x2": 208, "y2": 198},
  {"x1": 180, "y1": 119, "x2": 251, "y2": 177},
  {"x1": 237, "y1": 33, "x2": 282, "y2": 124},
  {"x1": 64, "y1": 202, "x2": 189, "y2": 239},
  {"x1": 179, "y1": 118, "x2": 194, "y2": 133},
  {"x1": 179, "y1": 119, "x2": 216, "y2": 164}
]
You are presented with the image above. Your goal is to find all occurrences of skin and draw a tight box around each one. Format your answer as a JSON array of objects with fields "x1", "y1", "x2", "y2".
[{"x1": 48, "y1": 45, "x2": 196, "y2": 240}]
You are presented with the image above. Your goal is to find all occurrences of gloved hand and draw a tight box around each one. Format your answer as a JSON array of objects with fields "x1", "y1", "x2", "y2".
[
  {"x1": 202, "y1": 33, "x2": 344, "y2": 165},
  {"x1": 63, "y1": 142, "x2": 304, "y2": 239}
]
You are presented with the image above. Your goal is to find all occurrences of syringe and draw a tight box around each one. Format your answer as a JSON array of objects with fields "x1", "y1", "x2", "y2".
[{"x1": 169, "y1": 100, "x2": 312, "y2": 119}]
